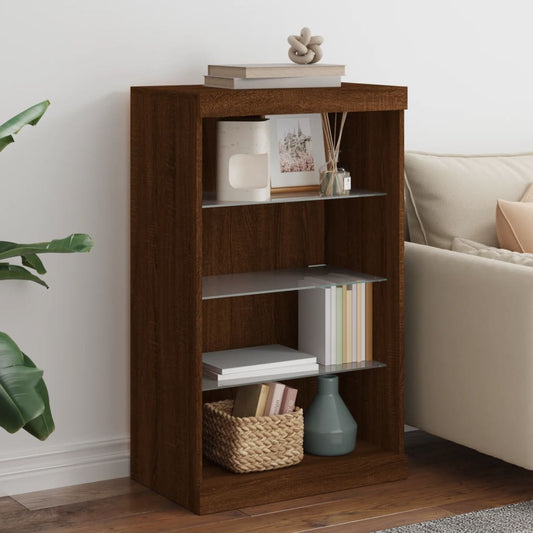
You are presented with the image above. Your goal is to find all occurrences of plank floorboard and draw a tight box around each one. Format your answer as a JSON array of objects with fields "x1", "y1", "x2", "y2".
[
  {"x1": 0, "y1": 432, "x2": 531, "y2": 533},
  {"x1": 13, "y1": 477, "x2": 146, "y2": 510},
  {"x1": 0, "y1": 491, "x2": 179, "y2": 533},
  {"x1": 49, "y1": 509, "x2": 246, "y2": 533},
  {"x1": 307, "y1": 507, "x2": 454, "y2": 533},
  {"x1": 0, "y1": 497, "x2": 25, "y2": 515}
]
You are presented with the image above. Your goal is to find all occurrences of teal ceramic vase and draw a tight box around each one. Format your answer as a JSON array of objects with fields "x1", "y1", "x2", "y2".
[{"x1": 304, "y1": 374, "x2": 357, "y2": 456}]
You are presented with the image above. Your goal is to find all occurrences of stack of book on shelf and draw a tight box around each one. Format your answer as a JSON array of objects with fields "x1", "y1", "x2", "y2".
[
  {"x1": 202, "y1": 344, "x2": 318, "y2": 384},
  {"x1": 299, "y1": 283, "x2": 373, "y2": 366},
  {"x1": 232, "y1": 382, "x2": 298, "y2": 417},
  {"x1": 204, "y1": 63, "x2": 345, "y2": 90}
]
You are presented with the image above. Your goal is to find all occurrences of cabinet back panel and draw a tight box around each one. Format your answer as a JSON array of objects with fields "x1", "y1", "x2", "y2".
[
  {"x1": 203, "y1": 292, "x2": 298, "y2": 353},
  {"x1": 202, "y1": 202, "x2": 325, "y2": 276}
]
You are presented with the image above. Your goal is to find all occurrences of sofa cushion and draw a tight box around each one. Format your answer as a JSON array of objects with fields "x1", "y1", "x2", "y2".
[
  {"x1": 496, "y1": 199, "x2": 533, "y2": 252},
  {"x1": 405, "y1": 152, "x2": 533, "y2": 249},
  {"x1": 452, "y1": 237, "x2": 533, "y2": 267},
  {"x1": 496, "y1": 183, "x2": 533, "y2": 252}
]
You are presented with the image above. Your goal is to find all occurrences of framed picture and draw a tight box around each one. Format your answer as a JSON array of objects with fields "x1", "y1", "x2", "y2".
[{"x1": 267, "y1": 113, "x2": 326, "y2": 192}]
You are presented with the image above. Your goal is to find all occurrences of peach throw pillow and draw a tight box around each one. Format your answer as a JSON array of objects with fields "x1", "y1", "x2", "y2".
[{"x1": 496, "y1": 184, "x2": 533, "y2": 252}]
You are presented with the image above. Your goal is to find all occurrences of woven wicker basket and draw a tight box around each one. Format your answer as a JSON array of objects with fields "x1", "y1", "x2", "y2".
[{"x1": 203, "y1": 399, "x2": 304, "y2": 474}]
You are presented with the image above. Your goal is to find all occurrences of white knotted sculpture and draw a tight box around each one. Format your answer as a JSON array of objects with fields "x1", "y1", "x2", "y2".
[{"x1": 288, "y1": 27, "x2": 324, "y2": 65}]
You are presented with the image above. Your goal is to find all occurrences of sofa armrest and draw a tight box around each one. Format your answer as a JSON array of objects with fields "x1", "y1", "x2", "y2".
[{"x1": 404, "y1": 242, "x2": 533, "y2": 469}]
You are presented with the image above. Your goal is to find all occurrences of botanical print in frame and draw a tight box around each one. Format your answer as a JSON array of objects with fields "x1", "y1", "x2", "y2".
[{"x1": 267, "y1": 113, "x2": 326, "y2": 192}]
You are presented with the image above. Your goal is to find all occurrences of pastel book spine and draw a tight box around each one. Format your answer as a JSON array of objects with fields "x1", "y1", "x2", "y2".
[
  {"x1": 298, "y1": 287, "x2": 331, "y2": 365},
  {"x1": 264, "y1": 382, "x2": 286, "y2": 416},
  {"x1": 352, "y1": 283, "x2": 358, "y2": 363},
  {"x1": 346, "y1": 285, "x2": 353, "y2": 363},
  {"x1": 256, "y1": 384, "x2": 269, "y2": 416},
  {"x1": 355, "y1": 284, "x2": 363, "y2": 363},
  {"x1": 360, "y1": 283, "x2": 366, "y2": 361},
  {"x1": 365, "y1": 283, "x2": 373, "y2": 361},
  {"x1": 279, "y1": 386, "x2": 298, "y2": 414},
  {"x1": 232, "y1": 383, "x2": 269, "y2": 417},
  {"x1": 342, "y1": 285, "x2": 348, "y2": 363},
  {"x1": 336, "y1": 286, "x2": 343, "y2": 364}
]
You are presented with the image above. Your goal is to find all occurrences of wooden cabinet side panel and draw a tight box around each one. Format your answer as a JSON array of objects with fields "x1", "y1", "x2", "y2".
[
  {"x1": 131, "y1": 89, "x2": 203, "y2": 509},
  {"x1": 325, "y1": 111, "x2": 404, "y2": 452}
]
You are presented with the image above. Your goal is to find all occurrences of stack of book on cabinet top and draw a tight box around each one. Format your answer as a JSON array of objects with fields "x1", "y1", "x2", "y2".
[
  {"x1": 202, "y1": 344, "x2": 318, "y2": 384},
  {"x1": 204, "y1": 63, "x2": 345, "y2": 90}
]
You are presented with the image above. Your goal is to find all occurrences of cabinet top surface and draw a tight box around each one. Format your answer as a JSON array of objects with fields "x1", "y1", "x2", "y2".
[{"x1": 130, "y1": 82, "x2": 408, "y2": 117}]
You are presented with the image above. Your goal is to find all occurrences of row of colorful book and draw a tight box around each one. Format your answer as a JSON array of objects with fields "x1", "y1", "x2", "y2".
[
  {"x1": 231, "y1": 382, "x2": 298, "y2": 417},
  {"x1": 298, "y1": 283, "x2": 373, "y2": 366},
  {"x1": 204, "y1": 63, "x2": 345, "y2": 90}
]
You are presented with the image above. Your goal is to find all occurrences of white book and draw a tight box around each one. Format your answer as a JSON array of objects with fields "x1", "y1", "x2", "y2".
[
  {"x1": 202, "y1": 363, "x2": 319, "y2": 383},
  {"x1": 335, "y1": 286, "x2": 343, "y2": 365},
  {"x1": 330, "y1": 285, "x2": 336, "y2": 366},
  {"x1": 202, "y1": 344, "x2": 316, "y2": 375},
  {"x1": 207, "y1": 63, "x2": 346, "y2": 79},
  {"x1": 298, "y1": 274, "x2": 337, "y2": 366},
  {"x1": 298, "y1": 287, "x2": 331, "y2": 365},
  {"x1": 204, "y1": 75, "x2": 341, "y2": 90}
]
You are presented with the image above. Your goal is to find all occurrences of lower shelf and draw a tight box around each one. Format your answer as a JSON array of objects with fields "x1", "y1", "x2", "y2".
[
  {"x1": 199, "y1": 440, "x2": 407, "y2": 514},
  {"x1": 202, "y1": 359, "x2": 386, "y2": 391}
]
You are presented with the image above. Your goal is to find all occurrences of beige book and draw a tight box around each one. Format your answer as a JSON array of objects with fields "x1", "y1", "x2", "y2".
[
  {"x1": 207, "y1": 63, "x2": 346, "y2": 79},
  {"x1": 343, "y1": 286, "x2": 354, "y2": 363},
  {"x1": 356, "y1": 284, "x2": 363, "y2": 363},
  {"x1": 342, "y1": 285, "x2": 348, "y2": 363},
  {"x1": 365, "y1": 284, "x2": 373, "y2": 361}
]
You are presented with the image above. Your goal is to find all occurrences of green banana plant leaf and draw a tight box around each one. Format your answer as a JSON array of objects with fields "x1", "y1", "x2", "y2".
[
  {"x1": 21, "y1": 353, "x2": 55, "y2": 440},
  {"x1": 0, "y1": 234, "x2": 94, "y2": 262},
  {"x1": 0, "y1": 264, "x2": 49, "y2": 288},
  {"x1": 0, "y1": 101, "x2": 50, "y2": 152},
  {"x1": 21, "y1": 254, "x2": 46, "y2": 275},
  {"x1": 0, "y1": 332, "x2": 54, "y2": 439}
]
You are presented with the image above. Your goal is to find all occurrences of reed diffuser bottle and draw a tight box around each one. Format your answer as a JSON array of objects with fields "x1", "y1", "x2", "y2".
[{"x1": 319, "y1": 112, "x2": 351, "y2": 196}]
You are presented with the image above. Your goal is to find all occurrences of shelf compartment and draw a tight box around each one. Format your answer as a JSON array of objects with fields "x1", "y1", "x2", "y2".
[
  {"x1": 202, "y1": 188, "x2": 386, "y2": 208},
  {"x1": 202, "y1": 358, "x2": 385, "y2": 391},
  {"x1": 199, "y1": 439, "x2": 407, "y2": 514},
  {"x1": 203, "y1": 265, "x2": 386, "y2": 300}
]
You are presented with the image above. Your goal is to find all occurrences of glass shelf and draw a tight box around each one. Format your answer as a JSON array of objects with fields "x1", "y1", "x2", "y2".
[
  {"x1": 202, "y1": 188, "x2": 386, "y2": 208},
  {"x1": 202, "y1": 359, "x2": 386, "y2": 391},
  {"x1": 203, "y1": 265, "x2": 386, "y2": 300}
]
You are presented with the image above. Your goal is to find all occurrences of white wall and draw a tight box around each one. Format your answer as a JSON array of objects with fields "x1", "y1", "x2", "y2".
[{"x1": 1, "y1": 0, "x2": 532, "y2": 494}]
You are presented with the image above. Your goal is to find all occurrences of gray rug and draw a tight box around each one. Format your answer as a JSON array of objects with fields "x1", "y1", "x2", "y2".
[{"x1": 373, "y1": 500, "x2": 533, "y2": 532}]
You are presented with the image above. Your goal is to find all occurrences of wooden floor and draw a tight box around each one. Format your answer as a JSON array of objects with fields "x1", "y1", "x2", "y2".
[{"x1": 1, "y1": 432, "x2": 532, "y2": 533}]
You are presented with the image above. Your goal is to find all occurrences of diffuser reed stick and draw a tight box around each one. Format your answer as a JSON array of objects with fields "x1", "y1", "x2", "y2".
[
  {"x1": 320, "y1": 112, "x2": 350, "y2": 196},
  {"x1": 321, "y1": 112, "x2": 347, "y2": 171}
]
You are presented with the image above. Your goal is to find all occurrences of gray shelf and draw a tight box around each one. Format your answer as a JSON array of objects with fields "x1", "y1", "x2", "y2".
[
  {"x1": 202, "y1": 188, "x2": 386, "y2": 208},
  {"x1": 202, "y1": 359, "x2": 386, "y2": 391},
  {"x1": 203, "y1": 265, "x2": 386, "y2": 300}
]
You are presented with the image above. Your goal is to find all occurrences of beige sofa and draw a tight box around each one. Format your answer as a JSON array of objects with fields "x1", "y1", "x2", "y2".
[{"x1": 404, "y1": 152, "x2": 533, "y2": 470}]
